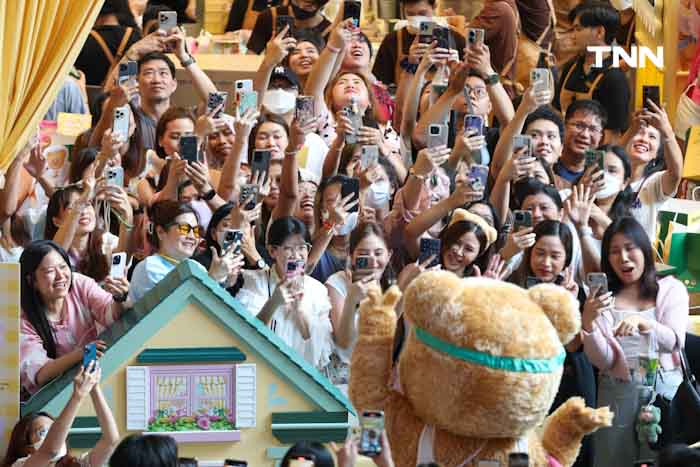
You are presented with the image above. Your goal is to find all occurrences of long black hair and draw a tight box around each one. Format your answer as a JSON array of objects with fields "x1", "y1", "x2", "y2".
[
  {"x1": 109, "y1": 434, "x2": 178, "y2": 467},
  {"x1": 349, "y1": 221, "x2": 395, "y2": 289},
  {"x1": 601, "y1": 216, "x2": 659, "y2": 299},
  {"x1": 20, "y1": 241, "x2": 73, "y2": 360},
  {"x1": 598, "y1": 144, "x2": 634, "y2": 221},
  {"x1": 517, "y1": 220, "x2": 574, "y2": 285},
  {"x1": 279, "y1": 441, "x2": 334, "y2": 467},
  {"x1": 204, "y1": 203, "x2": 236, "y2": 254}
]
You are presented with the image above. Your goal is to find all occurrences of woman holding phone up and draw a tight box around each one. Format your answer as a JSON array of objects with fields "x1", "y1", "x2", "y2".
[{"x1": 582, "y1": 217, "x2": 688, "y2": 466}]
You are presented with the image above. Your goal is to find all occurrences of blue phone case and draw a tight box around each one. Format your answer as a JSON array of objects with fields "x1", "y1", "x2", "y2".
[{"x1": 83, "y1": 343, "x2": 97, "y2": 371}]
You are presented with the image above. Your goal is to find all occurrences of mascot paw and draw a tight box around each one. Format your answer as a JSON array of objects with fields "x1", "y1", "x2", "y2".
[{"x1": 569, "y1": 400, "x2": 614, "y2": 433}]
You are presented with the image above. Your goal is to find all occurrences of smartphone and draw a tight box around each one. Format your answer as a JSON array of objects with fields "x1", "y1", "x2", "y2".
[
  {"x1": 288, "y1": 458, "x2": 315, "y2": 467},
  {"x1": 526, "y1": 276, "x2": 542, "y2": 289},
  {"x1": 286, "y1": 259, "x2": 300, "y2": 277},
  {"x1": 513, "y1": 210, "x2": 532, "y2": 230},
  {"x1": 239, "y1": 184, "x2": 259, "y2": 210},
  {"x1": 251, "y1": 149, "x2": 271, "y2": 179},
  {"x1": 358, "y1": 410, "x2": 384, "y2": 457},
  {"x1": 343, "y1": 104, "x2": 362, "y2": 144},
  {"x1": 586, "y1": 272, "x2": 608, "y2": 295},
  {"x1": 360, "y1": 145, "x2": 379, "y2": 170},
  {"x1": 179, "y1": 135, "x2": 199, "y2": 164},
  {"x1": 235, "y1": 79, "x2": 253, "y2": 94},
  {"x1": 355, "y1": 256, "x2": 370, "y2": 270},
  {"x1": 512, "y1": 135, "x2": 532, "y2": 158},
  {"x1": 112, "y1": 105, "x2": 130, "y2": 142},
  {"x1": 237, "y1": 90, "x2": 257, "y2": 117},
  {"x1": 158, "y1": 10, "x2": 178, "y2": 32},
  {"x1": 642, "y1": 85, "x2": 660, "y2": 109},
  {"x1": 418, "y1": 21, "x2": 434, "y2": 44},
  {"x1": 467, "y1": 28, "x2": 485, "y2": 47},
  {"x1": 340, "y1": 177, "x2": 360, "y2": 213},
  {"x1": 432, "y1": 26, "x2": 449, "y2": 49},
  {"x1": 110, "y1": 252, "x2": 127, "y2": 278},
  {"x1": 530, "y1": 67, "x2": 550, "y2": 93},
  {"x1": 224, "y1": 460, "x2": 248, "y2": 467},
  {"x1": 508, "y1": 453, "x2": 529, "y2": 467},
  {"x1": 83, "y1": 343, "x2": 97, "y2": 371},
  {"x1": 584, "y1": 149, "x2": 605, "y2": 172},
  {"x1": 428, "y1": 123, "x2": 448, "y2": 149},
  {"x1": 463, "y1": 114, "x2": 484, "y2": 136},
  {"x1": 295, "y1": 95, "x2": 315, "y2": 124},
  {"x1": 419, "y1": 238, "x2": 441, "y2": 268},
  {"x1": 118, "y1": 61, "x2": 137, "y2": 84},
  {"x1": 275, "y1": 14, "x2": 294, "y2": 38},
  {"x1": 469, "y1": 164, "x2": 489, "y2": 191},
  {"x1": 106, "y1": 166, "x2": 125, "y2": 187},
  {"x1": 343, "y1": 0, "x2": 361, "y2": 27},
  {"x1": 222, "y1": 229, "x2": 243, "y2": 253},
  {"x1": 207, "y1": 91, "x2": 228, "y2": 118}
]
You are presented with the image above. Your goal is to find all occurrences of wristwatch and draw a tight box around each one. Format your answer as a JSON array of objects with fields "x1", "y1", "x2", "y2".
[
  {"x1": 399, "y1": 57, "x2": 418, "y2": 75},
  {"x1": 484, "y1": 73, "x2": 500, "y2": 86},
  {"x1": 202, "y1": 188, "x2": 216, "y2": 201},
  {"x1": 255, "y1": 258, "x2": 268, "y2": 270},
  {"x1": 409, "y1": 166, "x2": 428, "y2": 181},
  {"x1": 180, "y1": 54, "x2": 196, "y2": 68}
]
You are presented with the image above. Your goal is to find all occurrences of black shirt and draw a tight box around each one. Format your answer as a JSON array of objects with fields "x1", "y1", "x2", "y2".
[
  {"x1": 553, "y1": 54, "x2": 631, "y2": 132},
  {"x1": 226, "y1": 0, "x2": 286, "y2": 31},
  {"x1": 247, "y1": 5, "x2": 332, "y2": 54},
  {"x1": 75, "y1": 25, "x2": 142, "y2": 86},
  {"x1": 372, "y1": 27, "x2": 467, "y2": 87}
]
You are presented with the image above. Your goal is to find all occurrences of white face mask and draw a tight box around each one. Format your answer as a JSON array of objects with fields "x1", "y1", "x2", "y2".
[
  {"x1": 365, "y1": 180, "x2": 391, "y2": 209},
  {"x1": 263, "y1": 89, "x2": 296, "y2": 115},
  {"x1": 597, "y1": 172, "x2": 623, "y2": 199}
]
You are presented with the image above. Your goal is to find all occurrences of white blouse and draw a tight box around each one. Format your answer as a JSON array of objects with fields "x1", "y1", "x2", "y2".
[{"x1": 237, "y1": 268, "x2": 334, "y2": 371}]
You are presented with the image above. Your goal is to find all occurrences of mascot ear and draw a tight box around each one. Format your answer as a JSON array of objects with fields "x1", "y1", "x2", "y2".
[{"x1": 528, "y1": 283, "x2": 581, "y2": 345}]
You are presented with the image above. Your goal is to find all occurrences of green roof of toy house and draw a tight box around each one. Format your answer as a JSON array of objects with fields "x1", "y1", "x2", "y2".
[{"x1": 21, "y1": 260, "x2": 354, "y2": 417}]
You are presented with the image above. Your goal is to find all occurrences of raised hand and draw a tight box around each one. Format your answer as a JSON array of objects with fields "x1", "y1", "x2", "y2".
[
  {"x1": 412, "y1": 146, "x2": 450, "y2": 179},
  {"x1": 266, "y1": 25, "x2": 297, "y2": 65},
  {"x1": 474, "y1": 254, "x2": 507, "y2": 280},
  {"x1": 565, "y1": 184, "x2": 595, "y2": 228},
  {"x1": 560, "y1": 266, "x2": 579, "y2": 297},
  {"x1": 73, "y1": 361, "x2": 101, "y2": 400},
  {"x1": 582, "y1": 289, "x2": 613, "y2": 332}
]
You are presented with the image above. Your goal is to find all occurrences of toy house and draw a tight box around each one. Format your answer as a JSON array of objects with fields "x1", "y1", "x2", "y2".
[{"x1": 20, "y1": 260, "x2": 354, "y2": 466}]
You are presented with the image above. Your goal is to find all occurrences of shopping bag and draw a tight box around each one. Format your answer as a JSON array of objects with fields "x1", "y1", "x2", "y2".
[
  {"x1": 683, "y1": 126, "x2": 700, "y2": 181},
  {"x1": 664, "y1": 232, "x2": 700, "y2": 292},
  {"x1": 656, "y1": 198, "x2": 700, "y2": 257}
]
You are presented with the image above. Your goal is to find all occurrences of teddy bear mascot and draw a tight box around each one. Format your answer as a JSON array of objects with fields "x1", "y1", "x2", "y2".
[{"x1": 349, "y1": 271, "x2": 613, "y2": 466}]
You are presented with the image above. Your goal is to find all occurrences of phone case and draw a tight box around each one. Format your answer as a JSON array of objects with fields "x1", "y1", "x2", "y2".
[
  {"x1": 235, "y1": 80, "x2": 253, "y2": 93},
  {"x1": 419, "y1": 22, "x2": 434, "y2": 44},
  {"x1": 240, "y1": 184, "x2": 259, "y2": 210},
  {"x1": 467, "y1": 28, "x2": 485, "y2": 46},
  {"x1": 208, "y1": 92, "x2": 228, "y2": 117},
  {"x1": 113, "y1": 106, "x2": 130, "y2": 142},
  {"x1": 432, "y1": 26, "x2": 449, "y2": 49},
  {"x1": 469, "y1": 164, "x2": 489, "y2": 190},
  {"x1": 110, "y1": 252, "x2": 127, "y2": 278},
  {"x1": 464, "y1": 114, "x2": 484, "y2": 136},
  {"x1": 295, "y1": 96, "x2": 315, "y2": 123},
  {"x1": 355, "y1": 256, "x2": 370, "y2": 270},
  {"x1": 530, "y1": 68, "x2": 550, "y2": 93},
  {"x1": 251, "y1": 150, "x2": 271, "y2": 176},
  {"x1": 83, "y1": 343, "x2": 97, "y2": 370},
  {"x1": 584, "y1": 149, "x2": 605, "y2": 171},
  {"x1": 344, "y1": 106, "x2": 362, "y2": 144},
  {"x1": 358, "y1": 411, "x2": 385, "y2": 456},
  {"x1": 419, "y1": 238, "x2": 441, "y2": 268},
  {"x1": 275, "y1": 15, "x2": 294, "y2": 37},
  {"x1": 343, "y1": 1, "x2": 361, "y2": 26},
  {"x1": 341, "y1": 178, "x2": 360, "y2": 212},
  {"x1": 179, "y1": 136, "x2": 199, "y2": 164},
  {"x1": 512, "y1": 135, "x2": 532, "y2": 157},
  {"x1": 360, "y1": 145, "x2": 379, "y2": 169},
  {"x1": 586, "y1": 273, "x2": 608, "y2": 294},
  {"x1": 513, "y1": 210, "x2": 532, "y2": 229},
  {"x1": 428, "y1": 124, "x2": 448, "y2": 148},
  {"x1": 158, "y1": 11, "x2": 177, "y2": 31},
  {"x1": 642, "y1": 85, "x2": 660, "y2": 109},
  {"x1": 106, "y1": 166, "x2": 125, "y2": 187}
]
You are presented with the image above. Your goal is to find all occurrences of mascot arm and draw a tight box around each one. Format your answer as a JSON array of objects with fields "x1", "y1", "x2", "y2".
[
  {"x1": 349, "y1": 285, "x2": 401, "y2": 411},
  {"x1": 542, "y1": 397, "x2": 613, "y2": 467}
]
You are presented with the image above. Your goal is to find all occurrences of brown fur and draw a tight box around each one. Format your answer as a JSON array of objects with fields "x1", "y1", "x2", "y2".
[{"x1": 349, "y1": 273, "x2": 613, "y2": 467}]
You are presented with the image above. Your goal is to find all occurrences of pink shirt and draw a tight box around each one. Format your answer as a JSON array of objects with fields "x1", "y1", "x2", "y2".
[
  {"x1": 20, "y1": 273, "x2": 118, "y2": 395},
  {"x1": 582, "y1": 276, "x2": 689, "y2": 381}
]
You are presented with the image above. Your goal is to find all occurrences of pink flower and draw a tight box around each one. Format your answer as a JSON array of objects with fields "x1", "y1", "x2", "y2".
[
  {"x1": 148, "y1": 417, "x2": 156, "y2": 424},
  {"x1": 169, "y1": 415, "x2": 178, "y2": 424},
  {"x1": 196, "y1": 416, "x2": 211, "y2": 430},
  {"x1": 210, "y1": 415, "x2": 221, "y2": 422}
]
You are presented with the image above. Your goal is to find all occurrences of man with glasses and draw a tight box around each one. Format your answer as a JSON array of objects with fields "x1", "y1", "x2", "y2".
[
  {"x1": 553, "y1": 99, "x2": 606, "y2": 190},
  {"x1": 553, "y1": 1, "x2": 630, "y2": 144}
]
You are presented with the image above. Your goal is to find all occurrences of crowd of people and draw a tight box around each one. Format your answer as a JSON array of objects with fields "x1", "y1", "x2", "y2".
[{"x1": 3, "y1": 0, "x2": 700, "y2": 465}]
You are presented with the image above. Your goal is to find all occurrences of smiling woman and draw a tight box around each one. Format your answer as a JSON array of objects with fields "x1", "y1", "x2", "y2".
[{"x1": 19, "y1": 241, "x2": 128, "y2": 397}]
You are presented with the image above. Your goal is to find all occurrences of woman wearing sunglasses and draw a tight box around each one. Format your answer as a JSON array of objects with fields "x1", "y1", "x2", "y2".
[{"x1": 128, "y1": 200, "x2": 239, "y2": 304}]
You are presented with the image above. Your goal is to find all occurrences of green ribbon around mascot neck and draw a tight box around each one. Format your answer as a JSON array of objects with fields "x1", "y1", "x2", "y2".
[{"x1": 415, "y1": 327, "x2": 566, "y2": 374}]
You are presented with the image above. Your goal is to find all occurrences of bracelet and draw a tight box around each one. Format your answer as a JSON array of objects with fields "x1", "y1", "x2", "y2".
[
  {"x1": 322, "y1": 221, "x2": 335, "y2": 233},
  {"x1": 114, "y1": 292, "x2": 128, "y2": 303},
  {"x1": 285, "y1": 149, "x2": 298, "y2": 157},
  {"x1": 202, "y1": 188, "x2": 216, "y2": 201},
  {"x1": 180, "y1": 54, "x2": 196, "y2": 68},
  {"x1": 327, "y1": 44, "x2": 341, "y2": 54}
]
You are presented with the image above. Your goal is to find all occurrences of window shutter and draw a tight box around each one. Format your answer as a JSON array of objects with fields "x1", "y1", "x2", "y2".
[
  {"x1": 235, "y1": 364, "x2": 256, "y2": 428},
  {"x1": 126, "y1": 366, "x2": 150, "y2": 430}
]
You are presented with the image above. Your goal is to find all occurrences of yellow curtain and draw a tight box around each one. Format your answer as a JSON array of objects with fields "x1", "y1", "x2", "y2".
[{"x1": 0, "y1": 0, "x2": 104, "y2": 170}]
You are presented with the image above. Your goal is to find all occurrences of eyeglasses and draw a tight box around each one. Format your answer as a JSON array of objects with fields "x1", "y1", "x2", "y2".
[
  {"x1": 279, "y1": 243, "x2": 311, "y2": 255},
  {"x1": 168, "y1": 223, "x2": 201, "y2": 238},
  {"x1": 464, "y1": 86, "x2": 488, "y2": 99},
  {"x1": 567, "y1": 121, "x2": 603, "y2": 135}
]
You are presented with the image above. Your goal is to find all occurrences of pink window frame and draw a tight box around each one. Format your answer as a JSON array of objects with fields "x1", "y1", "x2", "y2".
[{"x1": 148, "y1": 364, "x2": 236, "y2": 423}]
